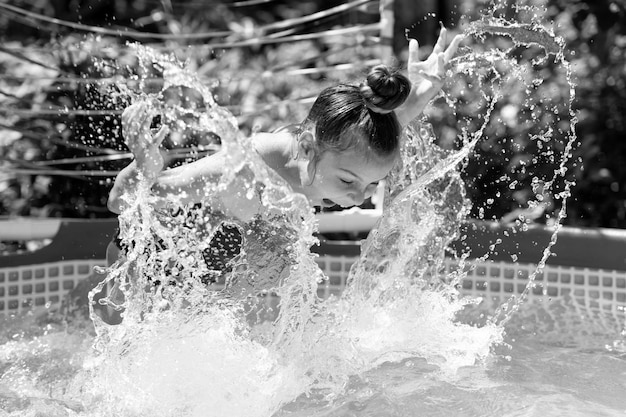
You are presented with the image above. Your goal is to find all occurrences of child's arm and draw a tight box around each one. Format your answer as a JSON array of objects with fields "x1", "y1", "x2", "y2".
[
  {"x1": 395, "y1": 27, "x2": 463, "y2": 128},
  {"x1": 107, "y1": 102, "x2": 262, "y2": 221}
]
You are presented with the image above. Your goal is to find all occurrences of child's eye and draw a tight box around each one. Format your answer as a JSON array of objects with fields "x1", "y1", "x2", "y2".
[{"x1": 340, "y1": 179, "x2": 353, "y2": 185}]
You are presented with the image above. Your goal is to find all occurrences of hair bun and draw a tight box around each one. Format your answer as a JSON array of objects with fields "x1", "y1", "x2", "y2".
[{"x1": 359, "y1": 64, "x2": 410, "y2": 114}]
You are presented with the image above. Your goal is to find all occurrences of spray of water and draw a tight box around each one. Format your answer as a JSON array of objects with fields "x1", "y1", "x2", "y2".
[
  {"x1": 75, "y1": 7, "x2": 577, "y2": 410},
  {"x1": 72, "y1": 43, "x2": 331, "y2": 416},
  {"x1": 457, "y1": 2, "x2": 579, "y2": 326},
  {"x1": 0, "y1": 1, "x2": 581, "y2": 416}
]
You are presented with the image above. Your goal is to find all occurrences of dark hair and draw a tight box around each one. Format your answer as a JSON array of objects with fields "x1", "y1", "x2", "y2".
[{"x1": 302, "y1": 64, "x2": 410, "y2": 158}]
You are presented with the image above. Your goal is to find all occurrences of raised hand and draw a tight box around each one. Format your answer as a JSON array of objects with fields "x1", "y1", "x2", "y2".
[
  {"x1": 408, "y1": 26, "x2": 463, "y2": 103},
  {"x1": 121, "y1": 101, "x2": 169, "y2": 181},
  {"x1": 396, "y1": 27, "x2": 463, "y2": 127}
]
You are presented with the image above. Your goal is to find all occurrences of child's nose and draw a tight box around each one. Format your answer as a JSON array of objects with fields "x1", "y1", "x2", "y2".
[
  {"x1": 364, "y1": 183, "x2": 378, "y2": 199},
  {"x1": 350, "y1": 190, "x2": 366, "y2": 206}
]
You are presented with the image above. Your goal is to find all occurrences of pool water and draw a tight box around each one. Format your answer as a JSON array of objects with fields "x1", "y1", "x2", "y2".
[
  {"x1": 0, "y1": 296, "x2": 624, "y2": 416},
  {"x1": 266, "y1": 290, "x2": 625, "y2": 417},
  {"x1": 285, "y1": 341, "x2": 626, "y2": 417}
]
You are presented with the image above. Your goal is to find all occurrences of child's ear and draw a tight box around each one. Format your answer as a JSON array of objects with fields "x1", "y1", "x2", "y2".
[
  {"x1": 296, "y1": 131, "x2": 317, "y2": 161},
  {"x1": 296, "y1": 130, "x2": 318, "y2": 185}
]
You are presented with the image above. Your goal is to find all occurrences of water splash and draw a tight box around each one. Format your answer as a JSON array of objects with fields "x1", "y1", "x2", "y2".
[
  {"x1": 67, "y1": 39, "x2": 508, "y2": 414},
  {"x1": 468, "y1": 19, "x2": 564, "y2": 58},
  {"x1": 454, "y1": 2, "x2": 579, "y2": 327},
  {"x1": 82, "y1": 8, "x2": 579, "y2": 409},
  {"x1": 73, "y1": 41, "x2": 341, "y2": 416},
  {"x1": 1, "y1": 1, "x2": 584, "y2": 415}
]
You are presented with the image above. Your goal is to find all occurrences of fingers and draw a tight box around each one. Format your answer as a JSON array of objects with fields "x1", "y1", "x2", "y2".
[
  {"x1": 123, "y1": 101, "x2": 157, "y2": 136},
  {"x1": 408, "y1": 38, "x2": 420, "y2": 64},
  {"x1": 135, "y1": 102, "x2": 155, "y2": 131},
  {"x1": 121, "y1": 103, "x2": 137, "y2": 126},
  {"x1": 152, "y1": 125, "x2": 170, "y2": 147},
  {"x1": 443, "y1": 33, "x2": 464, "y2": 62},
  {"x1": 409, "y1": 27, "x2": 460, "y2": 67},
  {"x1": 432, "y1": 27, "x2": 447, "y2": 54}
]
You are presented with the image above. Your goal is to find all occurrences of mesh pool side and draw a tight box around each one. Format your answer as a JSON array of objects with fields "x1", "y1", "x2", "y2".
[
  {"x1": 0, "y1": 259, "x2": 105, "y2": 313},
  {"x1": 2, "y1": 219, "x2": 626, "y2": 318},
  {"x1": 315, "y1": 255, "x2": 626, "y2": 308},
  {"x1": 459, "y1": 260, "x2": 626, "y2": 305},
  {"x1": 2, "y1": 255, "x2": 625, "y2": 317},
  {"x1": 0, "y1": 254, "x2": 624, "y2": 330},
  {"x1": 315, "y1": 256, "x2": 626, "y2": 333}
]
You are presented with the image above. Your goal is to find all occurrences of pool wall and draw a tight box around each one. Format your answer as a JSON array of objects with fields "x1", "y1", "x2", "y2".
[{"x1": 1, "y1": 218, "x2": 625, "y2": 318}]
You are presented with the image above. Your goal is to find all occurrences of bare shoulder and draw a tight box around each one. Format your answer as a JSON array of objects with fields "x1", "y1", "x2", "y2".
[
  {"x1": 251, "y1": 130, "x2": 293, "y2": 170},
  {"x1": 251, "y1": 131, "x2": 289, "y2": 151}
]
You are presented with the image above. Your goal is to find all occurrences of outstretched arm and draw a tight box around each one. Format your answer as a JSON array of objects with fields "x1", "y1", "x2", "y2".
[
  {"x1": 107, "y1": 101, "x2": 261, "y2": 221},
  {"x1": 395, "y1": 27, "x2": 463, "y2": 128}
]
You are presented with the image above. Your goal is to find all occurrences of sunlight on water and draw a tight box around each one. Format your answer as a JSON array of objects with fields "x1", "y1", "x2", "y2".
[{"x1": 2, "y1": 1, "x2": 623, "y2": 417}]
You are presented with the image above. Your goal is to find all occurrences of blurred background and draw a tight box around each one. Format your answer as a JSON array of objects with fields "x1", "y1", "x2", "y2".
[{"x1": 0, "y1": 0, "x2": 624, "y2": 235}]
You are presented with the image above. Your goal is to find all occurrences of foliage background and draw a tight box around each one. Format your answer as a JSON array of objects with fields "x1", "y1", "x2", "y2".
[{"x1": 0, "y1": 0, "x2": 625, "y2": 229}]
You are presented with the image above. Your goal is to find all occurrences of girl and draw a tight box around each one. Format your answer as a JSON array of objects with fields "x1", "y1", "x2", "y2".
[
  {"x1": 108, "y1": 30, "x2": 461, "y2": 218},
  {"x1": 105, "y1": 29, "x2": 462, "y2": 298}
]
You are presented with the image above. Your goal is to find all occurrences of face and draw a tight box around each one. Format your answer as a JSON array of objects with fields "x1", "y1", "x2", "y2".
[{"x1": 300, "y1": 148, "x2": 398, "y2": 208}]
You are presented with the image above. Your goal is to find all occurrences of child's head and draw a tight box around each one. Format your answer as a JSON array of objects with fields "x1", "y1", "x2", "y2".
[
  {"x1": 295, "y1": 65, "x2": 411, "y2": 208},
  {"x1": 302, "y1": 64, "x2": 411, "y2": 161}
]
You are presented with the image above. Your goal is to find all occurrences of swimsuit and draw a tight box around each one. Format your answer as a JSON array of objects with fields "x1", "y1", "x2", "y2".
[{"x1": 112, "y1": 206, "x2": 295, "y2": 295}]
